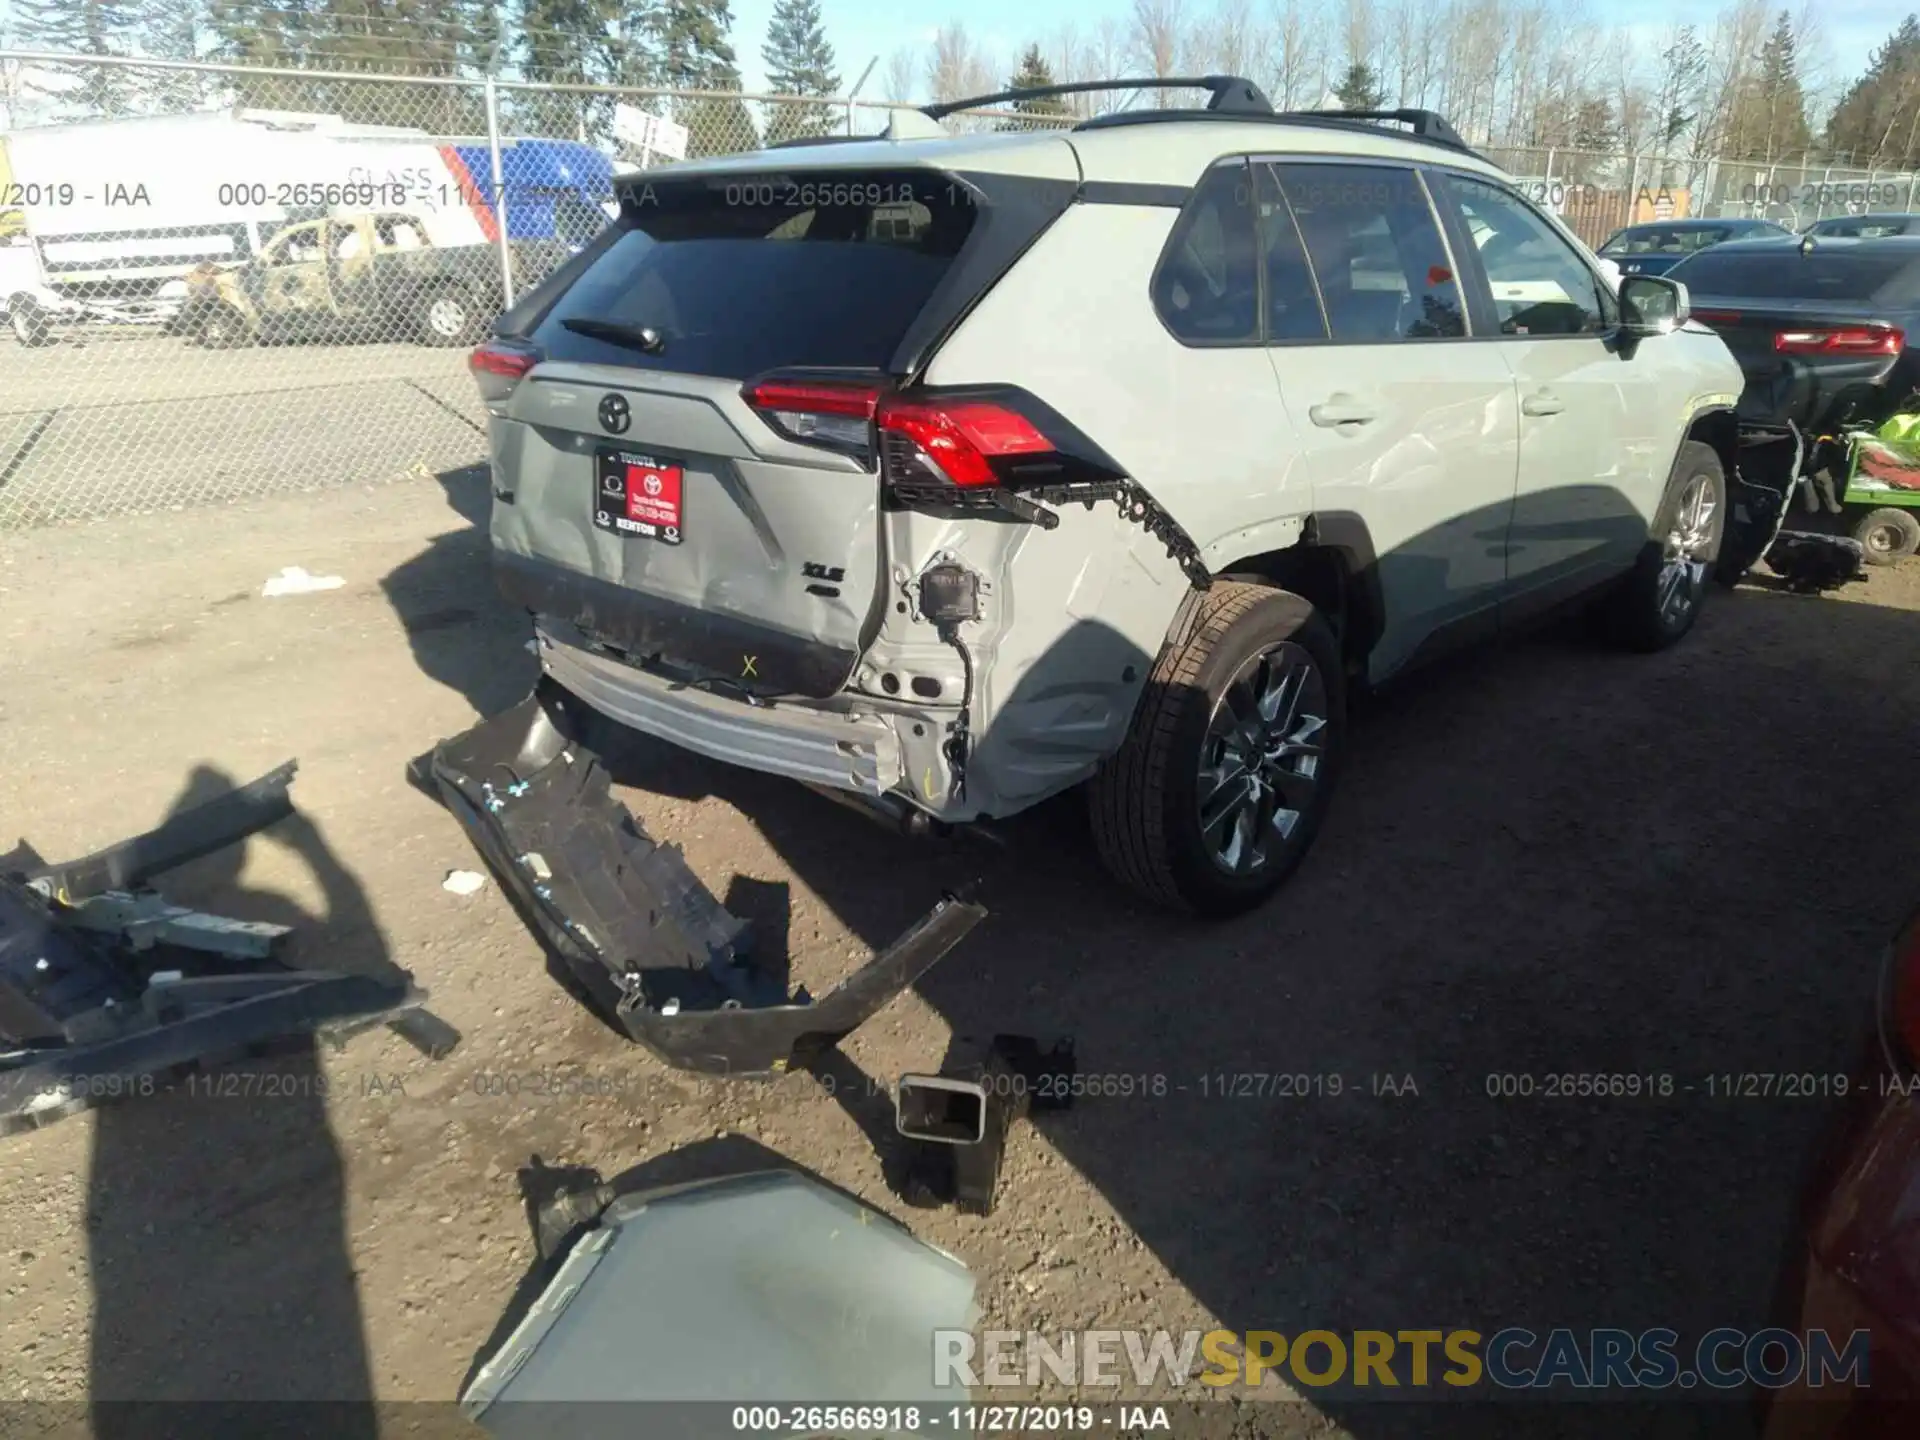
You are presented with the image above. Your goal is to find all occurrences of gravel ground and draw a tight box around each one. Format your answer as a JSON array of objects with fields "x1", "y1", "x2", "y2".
[{"x1": 1, "y1": 470, "x2": 1918, "y2": 1440}]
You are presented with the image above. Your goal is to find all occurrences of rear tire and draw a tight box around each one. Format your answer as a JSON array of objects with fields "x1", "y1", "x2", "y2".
[
  {"x1": 1088, "y1": 582, "x2": 1345, "y2": 917},
  {"x1": 415, "y1": 284, "x2": 483, "y2": 346},
  {"x1": 1853, "y1": 507, "x2": 1920, "y2": 566},
  {"x1": 8, "y1": 295, "x2": 52, "y2": 347},
  {"x1": 1602, "y1": 440, "x2": 1727, "y2": 651}
]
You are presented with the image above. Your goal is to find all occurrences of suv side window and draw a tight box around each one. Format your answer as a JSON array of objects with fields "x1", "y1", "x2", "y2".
[
  {"x1": 1445, "y1": 175, "x2": 1609, "y2": 336},
  {"x1": 1254, "y1": 164, "x2": 1327, "y2": 341},
  {"x1": 1152, "y1": 160, "x2": 1260, "y2": 344},
  {"x1": 1266, "y1": 162, "x2": 1465, "y2": 341}
]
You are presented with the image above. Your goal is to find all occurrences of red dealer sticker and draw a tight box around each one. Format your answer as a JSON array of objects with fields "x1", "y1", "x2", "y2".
[{"x1": 592, "y1": 449, "x2": 684, "y2": 544}]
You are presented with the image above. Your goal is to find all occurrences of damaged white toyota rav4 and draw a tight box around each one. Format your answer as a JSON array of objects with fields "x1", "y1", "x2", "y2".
[{"x1": 465, "y1": 77, "x2": 1762, "y2": 919}]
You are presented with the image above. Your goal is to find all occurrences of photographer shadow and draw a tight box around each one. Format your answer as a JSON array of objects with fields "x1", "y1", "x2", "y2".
[{"x1": 85, "y1": 767, "x2": 387, "y2": 1440}]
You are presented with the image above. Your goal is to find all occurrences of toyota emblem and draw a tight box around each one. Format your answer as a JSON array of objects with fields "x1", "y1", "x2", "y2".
[
  {"x1": 599, "y1": 393, "x2": 630, "y2": 433},
  {"x1": 642, "y1": 474, "x2": 662, "y2": 496}
]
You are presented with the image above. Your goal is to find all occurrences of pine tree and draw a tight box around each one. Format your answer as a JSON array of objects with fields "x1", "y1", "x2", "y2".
[
  {"x1": 1573, "y1": 96, "x2": 1617, "y2": 153},
  {"x1": 1655, "y1": 25, "x2": 1707, "y2": 151},
  {"x1": 1007, "y1": 45, "x2": 1065, "y2": 114},
  {"x1": 136, "y1": 0, "x2": 213, "y2": 111},
  {"x1": 1825, "y1": 14, "x2": 1920, "y2": 167},
  {"x1": 762, "y1": 0, "x2": 838, "y2": 142},
  {"x1": 1334, "y1": 61, "x2": 1385, "y2": 112},
  {"x1": 656, "y1": 0, "x2": 737, "y2": 88},
  {"x1": 513, "y1": 0, "x2": 617, "y2": 139},
  {"x1": 10, "y1": 0, "x2": 143, "y2": 117},
  {"x1": 656, "y1": 0, "x2": 756, "y2": 158},
  {"x1": 1727, "y1": 11, "x2": 1811, "y2": 163}
]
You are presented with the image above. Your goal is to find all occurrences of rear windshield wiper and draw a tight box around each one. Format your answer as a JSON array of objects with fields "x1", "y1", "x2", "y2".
[{"x1": 561, "y1": 317, "x2": 666, "y2": 354}]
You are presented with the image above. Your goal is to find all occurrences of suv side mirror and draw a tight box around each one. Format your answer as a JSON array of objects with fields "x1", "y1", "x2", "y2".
[{"x1": 1620, "y1": 274, "x2": 1690, "y2": 336}]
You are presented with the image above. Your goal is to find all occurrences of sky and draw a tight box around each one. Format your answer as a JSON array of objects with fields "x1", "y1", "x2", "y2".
[
  {"x1": 0, "y1": 0, "x2": 1909, "y2": 108},
  {"x1": 725, "y1": 0, "x2": 1916, "y2": 102}
]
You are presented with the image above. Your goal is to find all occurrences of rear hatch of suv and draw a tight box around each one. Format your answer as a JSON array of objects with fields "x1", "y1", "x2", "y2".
[
  {"x1": 1676, "y1": 242, "x2": 1920, "y2": 432},
  {"x1": 475, "y1": 150, "x2": 1078, "y2": 700}
]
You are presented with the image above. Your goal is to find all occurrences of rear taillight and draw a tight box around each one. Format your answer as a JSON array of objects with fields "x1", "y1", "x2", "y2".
[
  {"x1": 875, "y1": 396, "x2": 1053, "y2": 489},
  {"x1": 1691, "y1": 309, "x2": 1743, "y2": 328},
  {"x1": 742, "y1": 378, "x2": 880, "y2": 453},
  {"x1": 739, "y1": 378, "x2": 1063, "y2": 489},
  {"x1": 1773, "y1": 325, "x2": 1904, "y2": 356},
  {"x1": 469, "y1": 341, "x2": 540, "y2": 406}
]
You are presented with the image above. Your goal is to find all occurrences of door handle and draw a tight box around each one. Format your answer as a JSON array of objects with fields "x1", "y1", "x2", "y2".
[
  {"x1": 1308, "y1": 396, "x2": 1378, "y2": 428},
  {"x1": 1522, "y1": 390, "x2": 1566, "y2": 417}
]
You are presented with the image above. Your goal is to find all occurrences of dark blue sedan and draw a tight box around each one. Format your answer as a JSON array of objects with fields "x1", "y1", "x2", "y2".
[{"x1": 1596, "y1": 217, "x2": 1795, "y2": 276}]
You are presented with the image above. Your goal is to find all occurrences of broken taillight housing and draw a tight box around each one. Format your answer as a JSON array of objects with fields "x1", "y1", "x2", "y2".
[
  {"x1": 1774, "y1": 325, "x2": 1905, "y2": 357},
  {"x1": 741, "y1": 378, "x2": 880, "y2": 454},
  {"x1": 740, "y1": 377, "x2": 1066, "y2": 493},
  {"x1": 469, "y1": 340, "x2": 542, "y2": 406},
  {"x1": 875, "y1": 396, "x2": 1054, "y2": 489}
]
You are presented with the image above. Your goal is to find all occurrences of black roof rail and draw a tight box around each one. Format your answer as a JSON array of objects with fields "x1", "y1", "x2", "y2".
[
  {"x1": 921, "y1": 74, "x2": 1272, "y2": 122},
  {"x1": 1069, "y1": 105, "x2": 1483, "y2": 160},
  {"x1": 1282, "y1": 107, "x2": 1469, "y2": 150}
]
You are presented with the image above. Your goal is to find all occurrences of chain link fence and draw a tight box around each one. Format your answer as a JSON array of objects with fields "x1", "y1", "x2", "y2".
[
  {"x1": 0, "y1": 53, "x2": 972, "y2": 529},
  {"x1": 1485, "y1": 145, "x2": 1920, "y2": 247},
  {"x1": 0, "y1": 51, "x2": 1910, "y2": 530}
]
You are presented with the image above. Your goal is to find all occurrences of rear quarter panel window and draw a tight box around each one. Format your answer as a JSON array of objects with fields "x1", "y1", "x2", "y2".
[{"x1": 1151, "y1": 160, "x2": 1261, "y2": 344}]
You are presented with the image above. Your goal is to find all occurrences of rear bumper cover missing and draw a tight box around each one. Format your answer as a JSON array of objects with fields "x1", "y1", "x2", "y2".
[
  {"x1": 426, "y1": 681, "x2": 985, "y2": 1076},
  {"x1": 494, "y1": 549, "x2": 859, "y2": 701},
  {"x1": 538, "y1": 623, "x2": 905, "y2": 797}
]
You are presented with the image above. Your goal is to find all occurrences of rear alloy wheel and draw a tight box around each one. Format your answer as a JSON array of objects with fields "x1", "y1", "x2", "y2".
[
  {"x1": 1603, "y1": 440, "x2": 1727, "y2": 651},
  {"x1": 1197, "y1": 643, "x2": 1329, "y2": 875},
  {"x1": 417, "y1": 285, "x2": 481, "y2": 346},
  {"x1": 1853, "y1": 506, "x2": 1920, "y2": 566},
  {"x1": 1089, "y1": 582, "x2": 1345, "y2": 917}
]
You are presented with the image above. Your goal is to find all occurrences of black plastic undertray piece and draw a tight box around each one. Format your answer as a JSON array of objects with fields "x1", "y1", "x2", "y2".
[{"x1": 426, "y1": 680, "x2": 986, "y2": 1077}]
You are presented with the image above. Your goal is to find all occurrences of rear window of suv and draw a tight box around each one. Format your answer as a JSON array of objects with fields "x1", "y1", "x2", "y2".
[
  {"x1": 1672, "y1": 249, "x2": 1917, "y2": 301},
  {"x1": 531, "y1": 169, "x2": 977, "y2": 378}
]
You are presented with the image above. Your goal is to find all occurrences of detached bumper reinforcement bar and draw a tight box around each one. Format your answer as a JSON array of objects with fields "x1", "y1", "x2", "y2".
[{"x1": 425, "y1": 680, "x2": 987, "y2": 1077}]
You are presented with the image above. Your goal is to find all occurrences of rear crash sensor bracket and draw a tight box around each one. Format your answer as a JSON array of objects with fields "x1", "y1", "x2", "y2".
[
  {"x1": 424, "y1": 682, "x2": 988, "y2": 1076},
  {"x1": 896, "y1": 1034, "x2": 1076, "y2": 1215}
]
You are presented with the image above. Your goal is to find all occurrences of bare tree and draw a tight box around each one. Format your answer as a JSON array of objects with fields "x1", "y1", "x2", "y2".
[
  {"x1": 1694, "y1": 0, "x2": 1768, "y2": 160},
  {"x1": 1081, "y1": 16, "x2": 1132, "y2": 113},
  {"x1": 1343, "y1": 0, "x2": 1379, "y2": 76},
  {"x1": 882, "y1": 45, "x2": 920, "y2": 105},
  {"x1": 926, "y1": 22, "x2": 997, "y2": 109},
  {"x1": 1268, "y1": 0, "x2": 1329, "y2": 109},
  {"x1": 1047, "y1": 21, "x2": 1085, "y2": 87},
  {"x1": 1130, "y1": 0, "x2": 1187, "y2": 104},
  {"x1": 1185, "y1": 0, "x2": 1263, "y2": 79}
]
